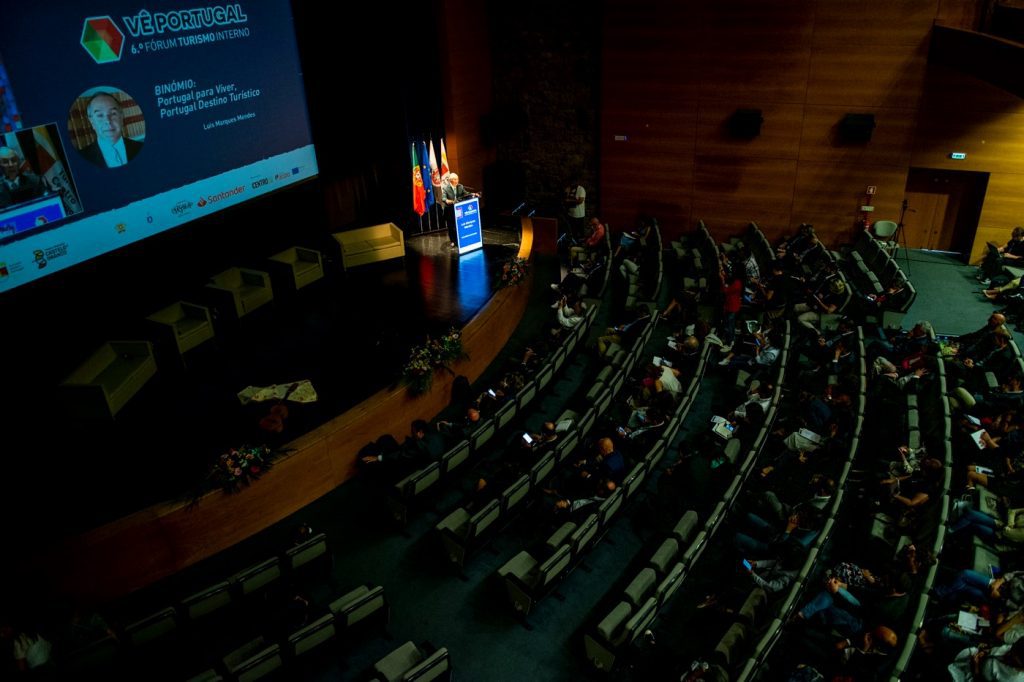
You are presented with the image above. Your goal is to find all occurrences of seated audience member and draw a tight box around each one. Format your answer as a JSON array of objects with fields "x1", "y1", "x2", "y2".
[
  {"x1": 776, "y1": 223, "x2": 816, "y2": 268},
  {"x1": 596, "y1": 307, "x2": 651, "y2": 355},
  {"x1": 570, "y1": 217, "x2": 607, "y2": 267},
  {"x1": 550, "y1": 253, "x2": 605, "y2": 297},
  {"x1": 947, "y1": 639, "x2": 1024, "y2": 682},
  {"x1": 793, "y1": 278, "x2": 846, "y2": 334},
  {"x1": 958, "y1": 313, "x2": 1008, "y2": 357},
  {"x1": 437, "y1": 405, "x2": 483, "y2": 440},
  {"x1": 552, "y1": 295, "x2": 586, "y2": 337},
  {"x1": 617, "y1": 407, "x2": 667, "y2": 452},
  {"x1": 594, "y1": 436, "x2": 627, "y2": 484},
  {"x1": 404, "y1": 419, "x2": 447, "y2": 463},
  {"x1": 717, "y1": 330, "x2": 779, "y2": 370}
]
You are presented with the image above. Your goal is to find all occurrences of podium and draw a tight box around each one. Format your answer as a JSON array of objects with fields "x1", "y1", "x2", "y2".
[{"x1": 454, "y1": 196, "x2": 483, "y2": 255}]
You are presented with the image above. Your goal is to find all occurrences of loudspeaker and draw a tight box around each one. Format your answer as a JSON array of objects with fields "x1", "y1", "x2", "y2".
[
  {"x1": 839, "y1": 113, "x2": 876, "y2": 143},
  {"x1": 728, "y1": 109, "x2": 763, "y2": 138}
]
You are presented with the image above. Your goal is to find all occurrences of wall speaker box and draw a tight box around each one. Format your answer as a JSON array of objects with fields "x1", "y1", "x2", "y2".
[
  {"x1": 728, "y1": 109, "x2": 764, "y2": 138},
  {"x1": 839, "y1": 113, "x2": 876, "y2": 143}
]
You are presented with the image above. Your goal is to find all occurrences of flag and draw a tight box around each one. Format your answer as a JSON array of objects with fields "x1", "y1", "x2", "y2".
[
  {"x1": 428, "y1": 138, "x2": 441, "y2": 204},
  {"x1": 419, "y1": 141, "x2": 433, "y2": 209},
  {"x1": 439, "y1": 138, "x2": 450, "y2": 181},
  {"x1": 411, "y1": 142, "x2": 426, "y2": 215},
  {"x1": 33, "y1": 126, "x2": 82, "y2": 214}
]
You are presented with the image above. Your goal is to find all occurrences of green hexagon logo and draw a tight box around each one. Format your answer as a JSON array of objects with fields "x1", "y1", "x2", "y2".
[{"x1": 81, "y1": 16, "x2": 125, "y2": 64}]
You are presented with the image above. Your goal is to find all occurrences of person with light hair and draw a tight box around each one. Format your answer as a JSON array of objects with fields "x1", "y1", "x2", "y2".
[
  {"x1": 78, "y1": 92, "x2": 144, "y2": 168},
  {"x1": 0, "y1": 146, "x2": 47, "y2": 208}
]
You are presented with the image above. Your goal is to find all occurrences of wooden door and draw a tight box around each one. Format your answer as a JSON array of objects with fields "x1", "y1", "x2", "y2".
[{"x1": 902, "y1": 191, "x2": 949, "y2": 250}]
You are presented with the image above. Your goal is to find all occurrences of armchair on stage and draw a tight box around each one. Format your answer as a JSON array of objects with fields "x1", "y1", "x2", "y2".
[
  {"x1": 267, "y1": 246, "x2": 325, "y2": 291},
  {"x1": 333, "y1": 222, "x2": 405, "y2": 271},
  {"x1": 146, "y1": 301, "x2": 215, "y2": 361},
  {"x1": 60, "y1": 341, "x2": 158, "y2": 418},
  {"x1": 205, "y1": 267, "x2": 274, "y2": 319}
]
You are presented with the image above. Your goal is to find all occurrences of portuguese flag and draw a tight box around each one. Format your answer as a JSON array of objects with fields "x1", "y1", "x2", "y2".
[{"x1": 411, "y1": 142, "x2": 426, "y2": 215}]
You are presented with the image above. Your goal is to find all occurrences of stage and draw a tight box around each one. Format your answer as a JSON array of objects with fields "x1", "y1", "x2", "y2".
[{"x1": 1, "y1": 226, "x2": 524, "y2": 542}]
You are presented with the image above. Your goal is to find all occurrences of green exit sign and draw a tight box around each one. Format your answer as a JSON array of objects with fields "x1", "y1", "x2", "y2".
[{"x1": 950, "y1": 152, "x2": 967, "y2": 159}]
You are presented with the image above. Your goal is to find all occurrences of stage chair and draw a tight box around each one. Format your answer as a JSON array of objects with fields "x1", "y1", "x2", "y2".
[
  {"x1": 146, "y1": 301, "x2": 215, "y2": 361},
  {"x1": 60, "y1": 340, "x2": 157, "y2": 418},
  {"x1": 267, "y1": 246, "x2": 324, "y2": 291},
  {"x1": 205, "y1": 267, "x2": 274, "y2": 319}
]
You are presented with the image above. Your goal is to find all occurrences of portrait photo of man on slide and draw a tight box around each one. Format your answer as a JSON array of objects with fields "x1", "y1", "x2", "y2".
[{"x1": 69, "y1": 88, "x2": 145, "y2": 169}]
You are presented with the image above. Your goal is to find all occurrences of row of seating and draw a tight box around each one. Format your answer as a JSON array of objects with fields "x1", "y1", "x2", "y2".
[
  {"x1": 735, "y1": 328, "x2": 872, "y2": 680},
  {"x1": 386, "y1": 300, "x2": 602, "y2": 527},
  {"x1": 580, "y1": 321, "x2": 794, "y2": 674},
  {"x1": 59, "y1": 532, "x2": 390, "y2": 679},
  {"x1": 434, "y1": 311, "x2": 660, "y2": 572},
  {"x1": 887, "y1": 328, "x2": 1023, "y2": 680},
  {"x1": 841, "y1": 229, "x2": 917, "y2": 329},
  {"x1": 496, "y1": 318, "x2": 692, "y2": 622}
]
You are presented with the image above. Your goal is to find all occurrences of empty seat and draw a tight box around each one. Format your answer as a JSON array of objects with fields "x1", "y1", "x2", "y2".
[
  {"x1": 584, "y1": 602, "x2": 632, "y2": 671},
  {"x1": 656, "y1": 563, "x2": 686, "y2": 606},
  {"x1": 495, "y1": 400, "x2": 517, "y2": 429},
  {"x1": 285, "y1": 613, "x2": 336, "y2": 658},
  {"x1": 569, "y1": 514, "x2": 600, "y2": 556},
  {"x1": 737, "y1": 588, "x2": 768, "y2": 627},
  {"x1": 231, "y1": 557, "x2": 281, "y2": 596},
  {"x1": 123, "y1": 607, "x2": 177, "y2": 647},
  {"x1": 181, "y1": 581, "x2": 232, "y2": 621},
  {"x1": 529, "y1": 451, "x2": 556, "y2": 486},
  {"x1": 223, "y1": 638, "x2": 282, "y2": 682},
  {"x1": 286, "y1": 532, "x2": 329, "y2": 572},
  {"x1": 329, "y1": 584, "x2": 387, "y2": 630},
  {"x1": 500, "y1": 475, "x2": 531, "y2": 514},
  {"x1": 713, "y1": 623, "x2": 748, "y2": 668},
  {"x1": 597, "y1": 489, "x2": 623, "y2": 529},
  {"x1": 671, "y1": 511, "x2": 700, "y2": 545},
  {"x1": 440, "y1": 440, "x2": 470, "y2": 477},
  {"x1": 648, "y1": 538, "x2": 679, "y2": 574},
  {"x1": 470, "y1": 420, "x2": 496, "y2": 451},
  {"x1": 517, "y1": 381, "x2": 537, "y2": 409},
  {"x1": 623, "y1": 568, "x2": 657, "y2": 607},
  {"x1": 498, "y1": 545, "x2": 572, "y2": 616},
  {"x1": 373, "y1": 641, "x2": 450, "y2": 682}
]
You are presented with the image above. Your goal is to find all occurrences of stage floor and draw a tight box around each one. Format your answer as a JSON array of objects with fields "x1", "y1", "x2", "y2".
[{"x1": 2, "y1": 227, "x2": 521, "y2": 539}]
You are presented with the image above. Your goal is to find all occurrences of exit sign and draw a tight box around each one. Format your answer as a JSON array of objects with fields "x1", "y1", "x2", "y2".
[{"x1": 950, "y1": 152, "x2": 967, "y2": 160}]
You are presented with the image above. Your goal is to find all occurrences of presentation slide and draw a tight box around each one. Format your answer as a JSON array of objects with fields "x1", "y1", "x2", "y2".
[
  {"x1": 0, "y1": 1, "x2": 318, "y2": 292},
  {"x1": 455, "y1": 197, "x2": 483, "y2": 255}
]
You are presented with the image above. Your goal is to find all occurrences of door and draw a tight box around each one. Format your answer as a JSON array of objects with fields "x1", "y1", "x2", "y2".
[
  {"x1": 904, "y1": 168, "x2": 989, "y2": 257},
  {"x1": 901, "y1": 191, "x2": 948, "y2": 250}
]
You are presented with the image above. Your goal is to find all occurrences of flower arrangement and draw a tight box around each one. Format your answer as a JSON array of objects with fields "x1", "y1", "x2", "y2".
[
  {"x1": 498, "y1": 256, "x2": 529, "y2": 288},
  {"x1": 210, "y1": 444, "x2": 275, "y2": 493},
  {"x1": 402, "y1": 327, "x2": 465, "y2": 394}
]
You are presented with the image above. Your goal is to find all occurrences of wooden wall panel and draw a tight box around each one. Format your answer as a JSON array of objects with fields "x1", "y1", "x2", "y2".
[
  {"x1": 601, "y1": 107, "x2": 698, "y2": 157},
  {"x1": 973, "y1": 172, "x2": 1024, "y2": 261},
  {"x1": 439, "y1": 0, "x2": 494, "y2": 190},
  {"x1": 601, "y1": 0, "x2": 1022, "y2": 254},
  {"x1": 791, "y1": 163, "x2": 909, "y2": 246},
  {"x1": 798, "y1": 105, "x2": 917, "y2": 167},
  {"x1": 693, "y1": 157, "x2": 798, "y2": 235},
  {"x1": 805, "y1": 45, "x2": 929, "y2": 108},
  {"x1": 811, "y1": 0, "x2": 941, "y2": 46},
  {"x1": 696, "y1": 101, "x2": 805, "y2": 160},
  {"x1": 912, "y1": 110, "x2": 1024, "y2": 174},
  {"x1": 696, "y1": 47, "x2": 812, "y2": 104}
]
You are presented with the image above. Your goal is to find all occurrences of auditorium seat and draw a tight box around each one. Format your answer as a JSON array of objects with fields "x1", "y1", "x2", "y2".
[
  {"x1": 498, "y1": 545, "x2": 572, "y2": 617},
  {"x1": 230, "y1": 557, "x2": 281, "y2": 597},
  {"x1": 329, "y1": 584, "x2": 388, "y2": 631},
  {"x1": 623, "y1": 568, "x2": 657, "y2": 607},
  {"x1": 371, "y1": 641, "x2": 452, "y2": 682},
  {"x1": 285, "y1": 613, "x2": 336, "y2": 659},
  {"x1": 222, "y1": 638, "x2": 282, "y2": 682}
]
